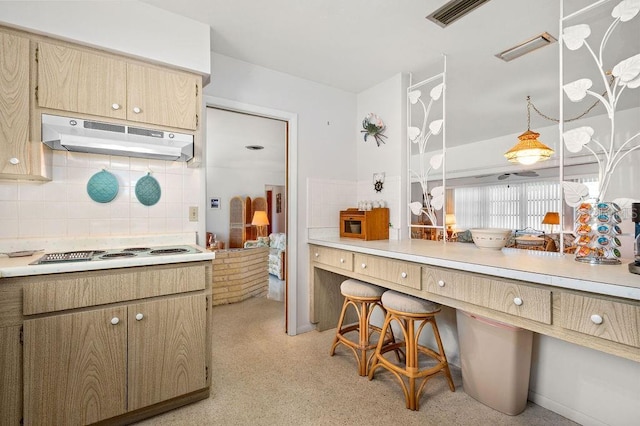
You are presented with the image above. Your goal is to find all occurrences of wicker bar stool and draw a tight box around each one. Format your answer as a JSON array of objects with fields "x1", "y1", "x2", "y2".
[
  {"x1": 330, "y1": 279, "x2": 396, "y2": 376},
  {"x1": 369, "y1": 290, "x2": 455, "y2": 410}
]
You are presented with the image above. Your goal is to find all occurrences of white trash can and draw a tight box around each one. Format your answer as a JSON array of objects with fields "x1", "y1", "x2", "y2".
[{"x1": 456, "y1": 310, "x2": 533, "y2": 415}]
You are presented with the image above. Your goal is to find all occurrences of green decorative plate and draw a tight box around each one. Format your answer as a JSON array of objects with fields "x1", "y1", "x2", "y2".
[
  {"x1": 87, "y1": 170, "x2": 119, "y2": 203},
  {"x1": 135, "y1": 173, "x2": 161, "y2": 206}
]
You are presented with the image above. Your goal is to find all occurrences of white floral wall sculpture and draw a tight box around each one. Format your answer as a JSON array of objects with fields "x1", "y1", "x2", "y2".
[
  {"x1": 561, "y1": 0, "x2": 640, "y2": 263},
  {"x1": 407, "y1": 72, "x2": 445, "y2": 237}
]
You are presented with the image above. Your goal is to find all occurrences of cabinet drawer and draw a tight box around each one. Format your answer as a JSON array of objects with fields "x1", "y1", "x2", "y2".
[
  {"x1": 354, "y1": 254, "x2": 421, "y2": 290},
  {"x1": 424, "y1": 266, "x2": 551, "y2": 324},
  {"x1": 559, "y1": 293, "x2": 640, "y2": 348},
  {"x1": 310, "y1": 246, "x2": 353, "y2": 271},
  {"x1": 23, "y1": 264, "x2": 206, "y2": 315}
]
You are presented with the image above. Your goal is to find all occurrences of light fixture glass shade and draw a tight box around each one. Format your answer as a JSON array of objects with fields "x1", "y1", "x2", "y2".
[
  {"x1": 504, "y1": 129, "x2": 554, "y2": 165},
  {"x1": 251, "y1": 211, "x2": 269, "y2": 226}
]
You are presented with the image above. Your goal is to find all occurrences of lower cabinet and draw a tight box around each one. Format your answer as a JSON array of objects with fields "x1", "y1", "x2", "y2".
[{"x1": 23, "y1": 293, "x2": 207, "y2": 425}]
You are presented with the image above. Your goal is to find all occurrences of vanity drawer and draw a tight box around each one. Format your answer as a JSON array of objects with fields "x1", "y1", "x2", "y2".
[
  {"x1": 423, "y1": 266, "x2": 551, "y2": 324},
  {"x1": 310, "y1": 245, "x2": 353, "y2": 272},
  {"x1": 353, "y1": 254, "x2": 421, "y2": 290},
  {"x1": 559, "y1": 293, "x2": 640, "y2": 348},
  {"x1": 23, "y1": 263, "x2": 206, "y2": 315}
]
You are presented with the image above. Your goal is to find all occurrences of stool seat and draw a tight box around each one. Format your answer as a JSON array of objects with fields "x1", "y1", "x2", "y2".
[
  {"x1": 381, "y1": 290, "x2": 440, "y2": 314},
  {"x1": 341, "y1": 279, "x2": 386, "y2": 299},
  {"x1": 330, "y1": 279, "x2": 396, "y2": 376},
  {"x1": 369, "y1": 291, "x2": 455, "y2": 410}
]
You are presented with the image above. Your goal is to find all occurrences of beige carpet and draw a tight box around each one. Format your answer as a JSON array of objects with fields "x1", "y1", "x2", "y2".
[{"x1": 136, "y1": 296, "x2": 577, "y2": 425}]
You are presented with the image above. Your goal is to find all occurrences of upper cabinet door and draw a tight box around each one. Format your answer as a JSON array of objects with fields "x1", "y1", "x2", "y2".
[
  {"x1": 37, "y1": 41, "x2": 127, "y2": 120},
  {"x1": 0, "y1": 31, "x2": 30, "y2": 175},
  {"x1": 127, "y1": 63, "x2": 198, "y2": 130}
]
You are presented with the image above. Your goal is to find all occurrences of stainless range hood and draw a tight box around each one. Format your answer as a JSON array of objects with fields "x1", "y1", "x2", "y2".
[{"x1": 41, "y1": 114, "x2": 194, "y2": 161}]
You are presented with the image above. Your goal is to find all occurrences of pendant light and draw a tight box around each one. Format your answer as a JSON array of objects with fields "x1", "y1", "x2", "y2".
[{"x1": 504, "y1": 96, "x2": 554, "y2": 165}]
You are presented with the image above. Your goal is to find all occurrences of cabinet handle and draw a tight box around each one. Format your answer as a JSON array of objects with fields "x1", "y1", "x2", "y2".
[
  {"x1": 401, "y1": 272, "x2": 408, "y2": 278},
  {"x1": 133, "y1": 106, "x2": 142, "y2": 114},
  {"x1": 111, "y1": 103, "x2": 121, "y2": 110},
  {"x1": 590, "y1": 314, "x2": 603, "y2": 325},
  {"x1": 314, "y1": 253, "x2": 319, "y2": 257},
  {"x1": 340, "y1": 258, "x2": 345, "y2": 263},
  {"x1": 361, "y1": 263, "x2": 367, "y2": 269},
  {"x1": 9, "y1": 157, "x2": 20, "y2": 165},
  {"x1": 110, "y1": 317, "x2": 120, "y2": 325},
  {"x1": 437, "y1": 280, "x2": 445, "y2": 287},
  {"x1": 135, "y1": 313, "x2": 144, "y2": 321},
  {"x1": 513, "y1": 297, "x2": 523, "y2": 306}
]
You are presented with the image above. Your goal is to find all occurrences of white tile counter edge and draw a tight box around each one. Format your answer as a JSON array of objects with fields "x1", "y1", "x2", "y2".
[{"x1": 307, "y1": 236, "x2": 640, "y2": 301}]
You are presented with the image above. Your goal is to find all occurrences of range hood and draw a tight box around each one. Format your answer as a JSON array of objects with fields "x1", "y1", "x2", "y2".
[{"x1": 41, "y1": 114, "x2": 194, "y2": 161}]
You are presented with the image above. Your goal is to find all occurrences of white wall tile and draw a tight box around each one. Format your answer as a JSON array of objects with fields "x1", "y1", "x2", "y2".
[
  {"x1": 0, "y1": 219, "x2": 18, "y2": 238},
  {"x1": 0, "y1": 182, "x2": 18, "y2": 200},
  {"x1": 0, "y1": 201, "x2": 18, "y2": 218}
]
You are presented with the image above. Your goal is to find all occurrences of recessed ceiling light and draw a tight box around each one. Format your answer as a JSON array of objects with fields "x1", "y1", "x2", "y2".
[
  {"x1": 496, "y1": 32, "x2": 557, "y2": 62},
  {"x1": 245, "y1": 145, "x2": 264, "y2": 150}
]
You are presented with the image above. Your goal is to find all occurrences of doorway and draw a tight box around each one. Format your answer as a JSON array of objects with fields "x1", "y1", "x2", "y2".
[{"x1": 204, "y1": 97, "x2": 298, "y2": 335}]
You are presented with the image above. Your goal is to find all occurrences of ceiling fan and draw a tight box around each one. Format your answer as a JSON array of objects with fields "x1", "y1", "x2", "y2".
[{"x1": 497, "y1": 171, "x2": 539, "y2": 180}]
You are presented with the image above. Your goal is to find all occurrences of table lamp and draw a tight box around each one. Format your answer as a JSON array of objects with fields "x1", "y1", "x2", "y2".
[
  {"x1": 251, "y1": 210, "x2": 270, "y2": 237},
  {"x1": 542, "y1": 212, "x2": 559, "y2": 233},
  {"x1": 445, "y1": 213, "x2": 456, "y2": 239}
]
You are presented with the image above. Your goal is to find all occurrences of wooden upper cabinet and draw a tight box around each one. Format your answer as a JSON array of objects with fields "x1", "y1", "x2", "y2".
[
  {"x1": 127, "y1": 63, "x2": 198, "y2": 130},
  {"x1": 37, "y1": 41, "x2": 199, "y2": 131},
  {"x1": 37, "y1": 41, "x2": 127, "y2": 120},
  {"x1": 0, "y1": 30, "x2": 31, "y2": 176}
]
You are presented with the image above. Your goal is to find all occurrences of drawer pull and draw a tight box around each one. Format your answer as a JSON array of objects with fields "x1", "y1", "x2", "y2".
[
  {"x1": 135, "y1": 313, "x2": 144, "y2": 321},
  {"x1": 438, "y1": 280, "x2": 445, "y2": 287},
  {"x1": 110, "y1": 317, "x2": 120, "y2": 325},
  {"x1": 340, "y1": 258, "x2": 345, "y2": 263},
  {"x1": 590, "y1": 314, "x2": 603, "y2": 325},
  {"x1": 361, "y1": 263, "x2": 367, "y2": 269},
  {"x1": 315, "y1": 253, "x2": 319, "y2": 257},
  {"x1": 401, "y1": 272, "x2": 408, "y2": 278},
  {"x1": 513, "y1": 297, "x2": 523, "y2": 306}
]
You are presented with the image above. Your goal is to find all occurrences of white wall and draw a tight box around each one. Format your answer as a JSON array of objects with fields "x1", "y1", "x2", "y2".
[
  {"x1": 205, "y1": 52, "x2": 357, "y2": 332},
  {"x1": 355, "y1": 73, "x2": 409, "y2": 238},
  {"x1": 0, "y1": 0, "x2": 211, "y2": 80}
]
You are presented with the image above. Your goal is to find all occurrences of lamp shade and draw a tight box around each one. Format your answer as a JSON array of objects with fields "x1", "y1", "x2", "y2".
[
  {"x1": 445, "y1": 213, "x2": 457, "y2": 226},
  {"x1": 251, "y1": 210, "x2": 270, "y2": 226},
  {"x1": 542, "y1": 212, "x2": 560, "y2": 225},
  {"x1": 504, "y1": 130, "x2": 554, "y2": 165}
]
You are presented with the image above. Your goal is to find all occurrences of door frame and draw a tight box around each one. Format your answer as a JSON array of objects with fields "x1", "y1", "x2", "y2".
[{"x1": 203, "y1": 95, "x2": 299, "y2": 336}]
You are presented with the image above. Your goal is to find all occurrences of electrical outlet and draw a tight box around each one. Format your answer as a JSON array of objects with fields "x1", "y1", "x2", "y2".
[{"x1": 189, "y1": 206, "x2": 198, "y2": 222}]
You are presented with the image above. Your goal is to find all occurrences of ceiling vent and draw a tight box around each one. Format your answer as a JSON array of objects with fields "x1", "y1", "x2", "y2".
[
  {"x1": 495, "y1": 32, "x2": 557, "y2": 62},
  {"x1": 426, "y1": 0, "x2": 492, "y2": 27}
]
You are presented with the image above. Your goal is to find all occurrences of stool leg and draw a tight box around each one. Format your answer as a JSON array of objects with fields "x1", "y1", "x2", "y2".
[
  {"x1": 330, "y1": 296, "x2": 350, "y2": 356},
  {"x1": 406, "y1": 318, "x2": 418, "y2": 410},
  {"x1": 357, "y1": 300, "x2": 370, "y2": 376}
]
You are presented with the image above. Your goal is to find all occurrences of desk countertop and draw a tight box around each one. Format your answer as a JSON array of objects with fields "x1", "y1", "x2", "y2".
[{"x1": 308, "y1": 237, "x2": 640, "y2": 301}]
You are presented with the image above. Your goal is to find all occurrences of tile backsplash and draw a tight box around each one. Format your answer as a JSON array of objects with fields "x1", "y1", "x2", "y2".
[{"x1": 0, "y1": 151, "x2": 201, "y2": 239}]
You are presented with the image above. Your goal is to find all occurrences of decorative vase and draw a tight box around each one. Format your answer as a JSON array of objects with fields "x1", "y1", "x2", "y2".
[{"x1": 574, "y1": 201, "x2": 622, "y2": 265}]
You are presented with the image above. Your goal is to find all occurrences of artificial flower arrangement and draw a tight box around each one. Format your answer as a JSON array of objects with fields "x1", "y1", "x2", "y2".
[{"x1": 361, "y1": 113, "x2": 387, "y2": 147}]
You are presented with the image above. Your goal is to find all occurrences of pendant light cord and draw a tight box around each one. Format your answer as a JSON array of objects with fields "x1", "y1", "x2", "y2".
[{"x1": 528, "y1": 75, "x2": 613, "y2": 123}]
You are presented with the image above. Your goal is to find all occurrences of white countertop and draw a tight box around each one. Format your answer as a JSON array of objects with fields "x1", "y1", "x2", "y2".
[
  {"x1": 0, "y1": 233, "x2": 215, "y2": 278},
  {"x1": 308, "y1": 237, "x2": 640, "y2": 301}
]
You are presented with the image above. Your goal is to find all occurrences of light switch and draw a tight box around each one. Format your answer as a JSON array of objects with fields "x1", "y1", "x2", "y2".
[{"x1": 189, "y1": 206, "x2": 198, "y2": 222}]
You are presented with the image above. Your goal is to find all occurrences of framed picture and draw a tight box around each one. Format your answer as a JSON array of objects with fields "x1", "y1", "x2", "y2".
[
  {"x1": 210, "y1": 197, "x2": 221, "y2": 209},
  {"x1": 276, "y1": 193, "x2": 282, "y2": 213}
]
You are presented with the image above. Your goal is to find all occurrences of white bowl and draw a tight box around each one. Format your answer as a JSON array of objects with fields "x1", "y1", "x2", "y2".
[{"x1": 470, "y1": 228, "x2": 512, "y2": 250}]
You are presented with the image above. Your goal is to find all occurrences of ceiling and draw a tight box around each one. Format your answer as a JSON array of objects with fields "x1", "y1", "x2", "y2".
[{"x1": 141, "y1": 0, "x2": 638, "y2": 148}]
